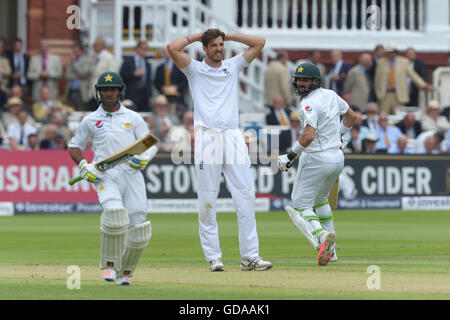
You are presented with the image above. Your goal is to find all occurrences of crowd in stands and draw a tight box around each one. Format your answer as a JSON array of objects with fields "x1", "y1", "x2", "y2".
[
  {"x1": 0, "y1": 36, "x2": 449, "y2": 156},
  {"x1": 262, "y1": 44, "x2": 450, "y2": 155}
]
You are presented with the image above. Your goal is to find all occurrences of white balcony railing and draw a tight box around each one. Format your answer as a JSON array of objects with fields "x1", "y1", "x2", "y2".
[{"x1": 80, "y1": 0, "x2": 450, "y2": 111}]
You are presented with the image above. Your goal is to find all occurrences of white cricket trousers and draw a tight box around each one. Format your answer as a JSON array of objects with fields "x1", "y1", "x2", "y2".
[
  {"x1": 195, "y1": 127, "x2": 259, "y2": 262},
  {"x1": 292, "y1": 149, "x2": 344, "y2": 209},
  {"x1": 95, "y1": 168, "x2": 148, "y2": 226}
]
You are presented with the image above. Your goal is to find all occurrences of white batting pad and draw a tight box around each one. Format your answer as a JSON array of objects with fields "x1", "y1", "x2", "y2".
[
  {"x1": 119, "y1": 221, "x2": 152, "y2": 277},
  {"x1": 286, "y1": 206, "x2": 319, "y2": 251},
  {"x1": 100, "y1": 207, "x2": 129, "y2": 270}
]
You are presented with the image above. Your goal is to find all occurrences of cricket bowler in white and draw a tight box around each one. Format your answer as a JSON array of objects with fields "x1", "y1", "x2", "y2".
[
  {"x1": 278, "y1": 62, "x2": 356, "y2": 266},
  {"x1": 167, "y1": 29, "x2": 272, "y2": 272},
  {"x1": 68, "y1": 71, "x2": 158, "y2": 285}
]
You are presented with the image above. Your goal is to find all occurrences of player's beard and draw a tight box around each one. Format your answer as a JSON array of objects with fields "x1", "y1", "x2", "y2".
[
  {"x1": 207, "y1": 50, "x2": 223, "y2": 64},
  {"x1": 101, "y1": 94, "x2": 120, "y2": 110}
]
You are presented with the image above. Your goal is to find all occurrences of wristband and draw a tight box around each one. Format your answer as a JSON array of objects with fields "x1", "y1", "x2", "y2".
[
  {"x1": 291, "y1": 140, "x2": 305, "y2": 155},
  {"x1": 185, "y1": 36, "x2": 191, "y2": 43},
  {"x1": 340, "y1": 121, "x2": 351, "y2": 135}
]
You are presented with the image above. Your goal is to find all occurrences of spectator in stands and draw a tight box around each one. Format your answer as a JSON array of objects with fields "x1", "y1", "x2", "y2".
[
  {"x1": 7, "y1": 108, "x2": 38, "y2": 150},
  {"x1": 325, "y1": 49, "x2": 351, "y2": 97},
  {"x1": 143, "y1": 114, "x2": 155, "y2": 135},
  {"x1": 26, "y1": 133, "x2": 39, "y2": 150},
  {"x1": 396, "y1": 111, "x2": 422, "y2": 139},
  {"x1": 2, "y1": 97, "x2": 32, "y2": 127},
  {"x1": 264, "y1": 51, "x2": 292, "y2": 108},
  {"x1": 6, "y1": 38, "x2": 29, "y2": 90},
  {"x1": 346, "y1": 125, "x2": 363, "y2": 154},
  {"x1": 352, "y1": 111, "x2": 370, "y2": 140},
  {"x1": 405, "y1": 47, "x2": 427, "y2": 107},
  {"x1": 39, "y1": 110, "x2": 71, "y2": 144},
  {"x1": 64, "y1": 43, "x2": 92, "y2": 110},
  {"x1": 367, "y1": 44, "x2": 385, "y2": 102},
  {"x1": 120, "y1": 41, "x2": 152, "y2": 112},
  {"x1": 122, "y1": 99, "x2": 135, "y2": 110},
  {"x1": 362, "y1": 134, "x2": 378, "y2": 153},
  {"x1": 308, "y1": 50, "x2": 326, "y2": 81},
  {"x1": 182, "y1": 110, "x2": 194, "y2": 128},
  {"x1": 164, "y1": 85, "x2": 186, "y2": 121},
  {"x1": 88, "y1": 37, "x2": 117, "y2": 110},
  {"x1": 421, "y1": 135, "x2": 439, "y2": 154},
  {"x1": 54, "y1": 133, "x2": 67, "y2": 149},
  {"x1": 388, "y1": 135, "x2": 414, "y2": 154},
  {"x1": 0, "y1": 39, "x2": 11, "y2": 105},
  {"x1": 374, "y1": 43, "x2": 431, "y2": 115},
  {"x1": 422, "y1": 100, "x2": 450, "y2": 132},
  {"x1": 265, "y1": 94, "x2": 292, "y2": 154},
  {"x1": 441, "y1": 104, "x2": 450, "y2": 122},
  {"x1": 361, "y1": 102, "x2": 380, "y2": 134},
  {"x1": 0, "y1": 118, "x2": 5, "y2": 147},
  {"x1": 39, "y1": 123, "x2": 58, "y2": 149},
  {"x1": 343, "y1": 53, "x2": 372, "y2": 112},
  {"x1": 373, "y1": 112, "x2": 402, "y2": 153},
  {"x1": 153, "y1": 94, "x2": 180, "y2": 151},
  {"x1": 27, "y1": 39, "x2": 63, "y2": 102},
  {"x1": 9, "y1": 84, "x2": 33, "y2": 116},
  {"x1": 32, "y1": 86, "x2": 74, "y2": 123},
  {"x1": 154, "y1": 46, "x2": 188, "y2": 106}
]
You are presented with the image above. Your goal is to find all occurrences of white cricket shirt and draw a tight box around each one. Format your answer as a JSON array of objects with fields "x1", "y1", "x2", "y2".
[
  {"x1": 297, "y1": 88, "x2": 349, "y2": 152},
  {"x1": 181, "y1": 53, "x2": 249, "y2": 130},
  {"x1": 68, "y1": 103, "x2": 149, "y2": 171}
]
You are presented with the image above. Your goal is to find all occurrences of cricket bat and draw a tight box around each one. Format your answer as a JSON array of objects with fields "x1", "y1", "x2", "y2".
[
  {"x1": 69, "y1": 133, "x2": 158, "y2": 185},
  {"x1": 328, "y1": 177, "x2": 339, "y2": 209}
]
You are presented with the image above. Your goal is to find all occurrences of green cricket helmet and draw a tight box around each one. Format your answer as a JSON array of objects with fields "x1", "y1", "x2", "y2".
[
  {"x1": 291, "y1": 62, "x2": 321, "y2": 97},
  {"x1": 95, "y1": 71, "x2": 126, "y2": 104}
]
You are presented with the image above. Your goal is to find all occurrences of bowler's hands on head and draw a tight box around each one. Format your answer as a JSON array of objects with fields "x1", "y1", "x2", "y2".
[{"x1": 79, "y1": 159, "x2": 104, "y2": 183}]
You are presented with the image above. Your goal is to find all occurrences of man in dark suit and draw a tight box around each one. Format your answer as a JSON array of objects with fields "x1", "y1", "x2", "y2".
[
  {"x1": 6, "y1": 38, "x2": 29, "y2": 89},
  {"x1": 405, "y1": 47, "x2": 427, "y2": 107},
  {"x1": 367, "y1": 44, "x2": 385, "y2": 102},
  {"x1": 265, "y1": 95, "x2": 292, "y2": 154},
  {"x1": 154, "y1": 46, "x2": 188, "y2": 105},
  {"x1": 396, "y1": 111, "x2": 422, "y2": 139},
  {"x1": 325, "y1": 49, "x2": 351, "y2": 97},
  {"x1": 120, "y1": 41, "x2": 152, "y2": 112}
]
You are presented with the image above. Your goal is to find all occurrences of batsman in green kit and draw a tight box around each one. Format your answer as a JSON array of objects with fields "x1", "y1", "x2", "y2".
[
  {"x1": 68, "y1": 72, "x2": 158, "y2": 285},
  {"x1": 277, "y1": 62, "x2": 356, "y2": 266}
]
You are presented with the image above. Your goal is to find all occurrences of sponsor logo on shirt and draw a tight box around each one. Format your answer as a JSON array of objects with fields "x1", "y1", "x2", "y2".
[
  {"x1": 305, "y1": 106, "x2": 312, "y2": 112},
  {"x1": 223, "y1": 68, "x2": 230, "y2": 74},
  {"x1": 95, "y1": 121, "x2": 104, "y2": 128}
]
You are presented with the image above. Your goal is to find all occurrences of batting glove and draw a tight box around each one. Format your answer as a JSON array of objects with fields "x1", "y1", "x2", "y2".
[
  {"x1": 128, "y1": 146, "x2": 158, "y2": 170},
  {"x1": 278, "y1": 154, "x2": 294, "y2": 172},
  {"x1": 79, "y1": 159, "x2": 104, "y2": 183}
]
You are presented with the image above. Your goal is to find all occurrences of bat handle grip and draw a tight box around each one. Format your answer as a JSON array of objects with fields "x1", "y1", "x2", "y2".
[{"x1": 68, "y1": 176, "x2": 83, "y2": 185}]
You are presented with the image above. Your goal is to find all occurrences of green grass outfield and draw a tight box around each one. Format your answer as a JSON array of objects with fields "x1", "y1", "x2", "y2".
[{"x1": 0, "y1": 210, "x2": 449, "y2": 300}]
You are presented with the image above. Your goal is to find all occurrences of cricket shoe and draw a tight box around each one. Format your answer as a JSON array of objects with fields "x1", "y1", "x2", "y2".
[
  {"x1": 317, "y1": 232, "x2": 336, "y2": 266},
  {"x1": 330, "y1": 249, "x2": 338, "y2": 263},
  {"x1": 240, "y1": 256, "x2": 272, "y2": 271},
  {"x1": 285, "y1": 206, "x2": 319, "y2": 250},
  {"x1": 116, "y1": 276, "x2": 132, "y2": 286},
  {"x1": 102, "y1": 268, "x2": 117, "y2": 282},
  {"x1": 209, "y1": 258, "x2": 224, "y2": 272}
]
